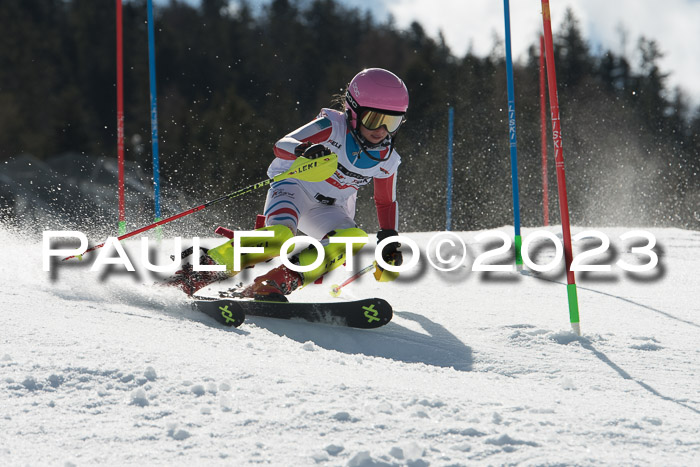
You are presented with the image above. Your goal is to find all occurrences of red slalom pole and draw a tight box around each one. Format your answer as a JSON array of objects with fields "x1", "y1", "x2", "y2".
[
  {"x1": 541, "y1": 0, "x2": 581, "y2": 335},
  {"x1": 116, "y1": 0, "x2": 126, "y2": 235},
  {"x1": 539, "y1": 34, "x2": 549, "y2": 227}
]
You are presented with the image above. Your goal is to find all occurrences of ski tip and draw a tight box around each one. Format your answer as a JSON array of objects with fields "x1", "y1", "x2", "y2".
[{"x1": 360, "y1": 298, "x2": 393, "y2": 328}]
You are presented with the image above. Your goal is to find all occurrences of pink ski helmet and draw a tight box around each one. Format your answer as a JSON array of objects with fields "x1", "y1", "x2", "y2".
[{"x1": 345, "y1": 68, "x2": 409, "y2": 134}]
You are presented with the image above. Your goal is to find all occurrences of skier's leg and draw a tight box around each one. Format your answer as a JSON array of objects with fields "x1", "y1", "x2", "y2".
[
  {"x1": 163, "y1": 246, "x2": 232, "y2": 296},
  {"x1": 164, "y1": 181, "x2": 307, "y2": 295},
  {"x1": 262, "y1": 179, "x2": 305, "y2": 233},
  {"x1": 206, "y1": 224, "x2": 294, "y2": 272},
  {"x1": 242, "y1": 227, "x2": 368, "y2": 301},
  {"x1": 294, "y1": 227, "x2": 368, "y2": 285},
  {"x1": 163, "y1": 224, "x2": 294, "y2": 296},
  {"x1": 206, "y1": 179, "x2": 309, "y2": 271}
]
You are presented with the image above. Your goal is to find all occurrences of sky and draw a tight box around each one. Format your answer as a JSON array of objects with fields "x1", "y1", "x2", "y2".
[
  {"x1": 344, "y1": 0, "x2": 700, "y2": 108},
  {"x1": 176, "y1": 0, "x2": 700, "y2": 108}
]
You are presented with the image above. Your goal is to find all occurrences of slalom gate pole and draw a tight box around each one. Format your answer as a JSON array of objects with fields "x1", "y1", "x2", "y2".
[
  {"x1": 61, "y1": 154, "x2": 338, "y2": 261},
  {"x1": 445, "y1": 107, "x2": 455, "y2": 231},
  {"x1": 146, "y1": 0, "x2": 162, "y2": 233},
  {"x1": 116, "y1": 0, "x2": 126, "y2": 235},
  {"x1": 503, "y1": 0, "x2": 523, "y2": 268},
  {"x1": 540, "y1": 35, "x2": 549, "y2": 227},
  {"x1": 541, "y1": 0, "x2": 581, "y2": 335}
]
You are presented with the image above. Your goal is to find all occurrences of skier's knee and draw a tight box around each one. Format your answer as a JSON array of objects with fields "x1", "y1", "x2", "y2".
[
  {"x1": 326, "y1": 227, "x2": 368, "y2": 256},
  {"x1": 266, "y1": 218, "x2": 298, "y2": 236},
  {"x1": 207, "y1": 224, "x2": 294, "y2": 271},
  {"x1": 295, "y1": 227, "x2": 369, "y2": 285}
]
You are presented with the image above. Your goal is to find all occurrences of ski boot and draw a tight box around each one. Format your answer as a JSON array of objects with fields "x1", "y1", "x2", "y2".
[
  {"x1": 164, "y1": 224, "x2": 295, "y2": 296},
  {"x1": 242, "y1": 227, "x2": 369, "y2": 301},
  {"x1": 165, "y1": 247, "x2": 230, "y2": 296},
  {"x1": 240, "y1": 264, "x2": 303, "y2": 302}
]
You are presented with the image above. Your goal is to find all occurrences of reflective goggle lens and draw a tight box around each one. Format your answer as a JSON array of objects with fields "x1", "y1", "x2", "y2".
[{"x1": 360, "y1": 110, "x2": 405, "y2": 133}]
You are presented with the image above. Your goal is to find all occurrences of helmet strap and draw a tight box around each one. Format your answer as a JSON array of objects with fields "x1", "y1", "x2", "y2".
[{"x1": 346, "y1": 119, "x2": 395, "y2": 163}]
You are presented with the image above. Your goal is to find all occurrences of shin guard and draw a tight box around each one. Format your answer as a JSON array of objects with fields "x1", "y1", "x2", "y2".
[
  {"x1": 294, "y1": 228, "x2": 368, "y2": 286},
  {"x1": 207, "y1": 224, "x2": 294, "y2": 272}
]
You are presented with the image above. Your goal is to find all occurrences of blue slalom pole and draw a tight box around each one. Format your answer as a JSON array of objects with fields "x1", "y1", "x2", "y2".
[
  {"x1": 503, "y1": 0, "x2": 523, "y2": 266},
  {"x1": 146, "y1": 0, "x2": 162, "y2": 228},
  {"x1": 445, "y1": 107, "x2": 455, "y2": 231}
]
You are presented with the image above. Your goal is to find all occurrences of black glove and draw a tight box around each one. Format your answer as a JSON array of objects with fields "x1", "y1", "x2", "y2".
[
  {"x1": 294, "y1": 142, "x2": 331, "y2": 160},
  {"x1": 376, "y1": 229, "x2": 403, "y2": 269}
]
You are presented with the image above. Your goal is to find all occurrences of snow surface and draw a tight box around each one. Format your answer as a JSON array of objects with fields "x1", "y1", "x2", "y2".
[{"x1": 1, "y1": 226, "x2": 699, "y2": 466}]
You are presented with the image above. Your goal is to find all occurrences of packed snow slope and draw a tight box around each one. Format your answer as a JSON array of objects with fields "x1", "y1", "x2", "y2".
[{"x1": 1, "y1": 226, "x2": 699, "y2": 466}]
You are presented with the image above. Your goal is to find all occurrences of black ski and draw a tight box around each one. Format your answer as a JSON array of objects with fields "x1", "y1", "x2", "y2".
[
  {"x1": 194, "y1": 297, "x2": 392, "y2": 329},
  {"x1": 193, "y1": 300, "x2": 246, "y2": 328}
]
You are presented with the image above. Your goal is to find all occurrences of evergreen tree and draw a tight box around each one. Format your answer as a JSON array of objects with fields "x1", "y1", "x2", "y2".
[{"x1": 0, "y1": 0, "x2": 697, "y2": 229}]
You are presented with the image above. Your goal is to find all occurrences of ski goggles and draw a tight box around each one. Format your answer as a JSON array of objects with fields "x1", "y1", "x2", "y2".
[{"x1": 360, "y1": 109, "x2": 405, "y2": 133}]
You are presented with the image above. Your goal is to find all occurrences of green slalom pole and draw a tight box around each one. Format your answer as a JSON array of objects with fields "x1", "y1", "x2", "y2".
[{"x1": 567, "y1": 284, "x2": 580, "y2": 335}]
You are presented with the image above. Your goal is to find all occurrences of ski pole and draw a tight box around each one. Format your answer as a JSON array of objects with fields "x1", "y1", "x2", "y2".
[
  {"x1": 330, "y1": 263, "x2": 375, "y2": 297},
  {"x1": 63, "y1": 154, "x2": 338, "y2": 261}
]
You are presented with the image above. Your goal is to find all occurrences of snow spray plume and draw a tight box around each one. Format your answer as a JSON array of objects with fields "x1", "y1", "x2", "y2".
[{"x1": 61, "y1": 154, "x2": 339, "y2": 261}]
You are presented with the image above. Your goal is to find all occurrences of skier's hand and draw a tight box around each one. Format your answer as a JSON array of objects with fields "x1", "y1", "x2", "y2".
[
  {"x1": 376, "y1": 229, "x2": 403, "y2": 266},
  {"x1": 374, "y1": 229, "x2": 402, "y2": 282},
  {"x1": 295, "y1": 142, "x2": 331, "y2": 160}
]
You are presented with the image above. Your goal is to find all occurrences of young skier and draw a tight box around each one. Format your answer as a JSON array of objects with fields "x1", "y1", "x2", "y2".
[{"x1": 170, "y1": 68, "x2": 408, "y2": 300}]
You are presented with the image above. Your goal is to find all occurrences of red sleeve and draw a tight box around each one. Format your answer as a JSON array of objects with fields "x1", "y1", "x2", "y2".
[
  {"x1": 374, "y1": 174, "x2": 398, "y2": 231},
  {"x1": 273, "y1": 117, "x2": 333, "y2": 160}
]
